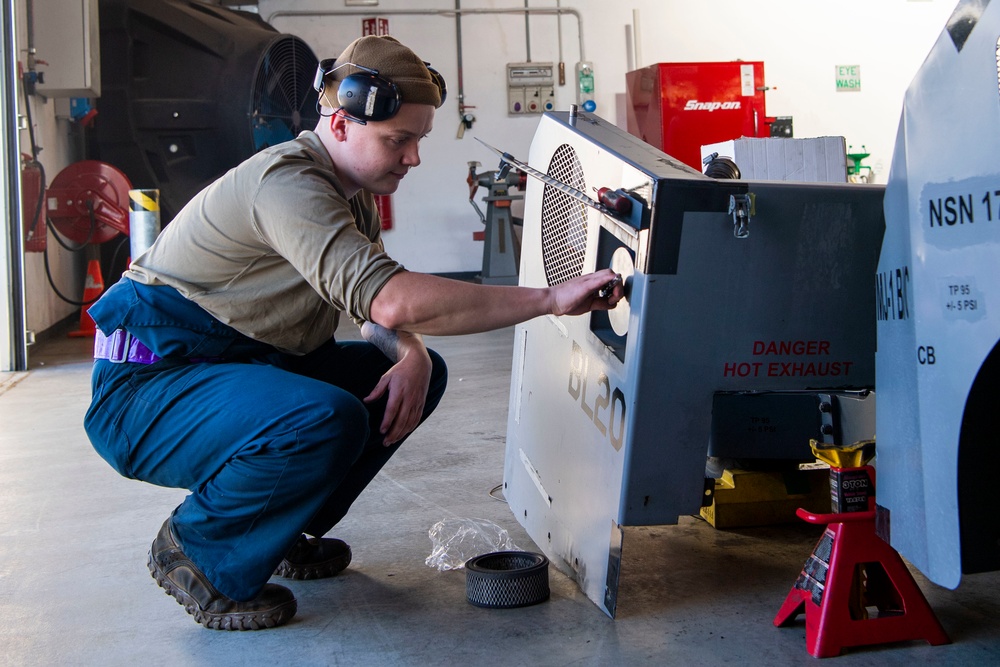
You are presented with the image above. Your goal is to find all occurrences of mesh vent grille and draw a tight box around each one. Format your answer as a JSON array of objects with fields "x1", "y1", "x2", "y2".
[{"x1": 541, "y1": 144, "x2": 588, "y2": 286}]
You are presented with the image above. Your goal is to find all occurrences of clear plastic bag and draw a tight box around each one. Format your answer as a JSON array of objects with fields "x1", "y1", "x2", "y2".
[{"x1": 425, "y1": 518, "x2": 521, "y2": 571}]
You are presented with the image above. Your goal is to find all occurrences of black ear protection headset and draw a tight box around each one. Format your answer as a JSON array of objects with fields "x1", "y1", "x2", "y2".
[{"x1": 313, "y1": 59, "x2": 447, "y2": 125}]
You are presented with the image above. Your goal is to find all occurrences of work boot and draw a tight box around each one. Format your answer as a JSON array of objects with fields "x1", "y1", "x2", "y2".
[
  {"x1": 274, "y1": 534, "x2": 352, "y2": 580},
  {"x1": 148, "y1": 519, "x2": 297, "y2": 630}
]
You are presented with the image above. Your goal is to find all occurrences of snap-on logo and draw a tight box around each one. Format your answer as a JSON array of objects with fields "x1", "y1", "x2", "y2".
[{"x1": 684, "y1": 99, "x2": 742, "y2": 111}]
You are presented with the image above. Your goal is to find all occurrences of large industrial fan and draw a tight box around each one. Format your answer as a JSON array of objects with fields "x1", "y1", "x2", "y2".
[{"x1": 93, "y1": 0, "x2": 320, "y2": 222}]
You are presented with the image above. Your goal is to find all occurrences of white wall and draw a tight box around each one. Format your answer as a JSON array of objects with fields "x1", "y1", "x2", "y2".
[
  {"x1": 16, "y1": 0, "x2": 90, "y2": 337},
  {"x1": 262, "y1": 0, "x2": 958, "y2": 275},
  {"x1": 263, "y1": 0, "x2": 554, "y2": 275},
  {"x1": 21, "y1": 115, "x2": 87, "y2": 335},
  {"x1": 16, "y1": 0, "x2": 961, "y2": 336},
  {"x1": 621, "y1": 0, "x2": 956, "y2": 180}
]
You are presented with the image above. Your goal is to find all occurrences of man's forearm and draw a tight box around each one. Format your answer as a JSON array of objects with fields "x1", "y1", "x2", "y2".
[
  {"x1": 369, "y1": 272, "x2": 551, "y2": 335},
  {"x1": 368, "y1": 269, "x2": 620, "y2": 336}
]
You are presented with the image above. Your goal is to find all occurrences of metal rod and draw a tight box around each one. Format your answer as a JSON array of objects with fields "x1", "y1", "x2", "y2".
[
  {"x1": 524, "y1": 0, "x2": 531, "y2": 62},
  {"x1": 266, "y1": 6, "x2": 586, "y2": 62},
  {"x1": 624, "y1": 25, "x2": 634, "y2": 72},
  {"x1": 455, "y1": 0, "x2": 466, "y2": 116},
  {"x1": 25, "y1": 0, "x2": 33, "y2": 54},
  {"x1": 475, "y1": 137, "x2": 613, "y2": 218},
  {"x1": 556, "y1": 0, "x2": 565, "y2": 85},
  {"x1": 631, "y1": 8, "x2": 642, "y2": 69}
]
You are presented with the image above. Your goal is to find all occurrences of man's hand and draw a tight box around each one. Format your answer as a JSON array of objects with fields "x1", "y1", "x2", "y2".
[
  {"x1": 361, "y1": 323, "x2": 432, "y2": 446},
  {"x1": 550, "y1": 268, "x2": 624, "y2": 317}
]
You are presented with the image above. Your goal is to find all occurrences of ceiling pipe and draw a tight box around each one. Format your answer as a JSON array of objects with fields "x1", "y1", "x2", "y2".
[
  {"x1": 631, "y1": 8, "x2": 642, "y2": 70},
  {"x1": 454, "y1": 0, "x2": 475, "y2": 137},
  {"x1": 524, "y1": 0, "x2": 531, "y2": 63},
  {"x1": 265, "y1": 6, "x2": 586, "y2": 62},
  {"x1": 455, "y1": 0, "x2": 465, "y2": 110},
  {"x1": 556, "y1": 0, "x2": 565, "y2": 85}
]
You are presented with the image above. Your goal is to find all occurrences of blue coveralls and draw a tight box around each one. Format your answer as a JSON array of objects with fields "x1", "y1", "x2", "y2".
[{"x1": 84, "y1": 278, "x2": 448, "y2": 601}]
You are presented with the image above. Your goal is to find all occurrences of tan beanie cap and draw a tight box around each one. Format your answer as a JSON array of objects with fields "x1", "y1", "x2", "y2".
[{"x1": 320, "y1": 35, "x2": 443, "y2": 109}]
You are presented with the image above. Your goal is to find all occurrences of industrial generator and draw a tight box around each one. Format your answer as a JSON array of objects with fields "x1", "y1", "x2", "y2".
[{"x1": 499, "y1": 111, "x2": 885, "y2": 616}]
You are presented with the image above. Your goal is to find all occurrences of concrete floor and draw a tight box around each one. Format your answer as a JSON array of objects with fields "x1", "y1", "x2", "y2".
[{"x1": 2, "y1": 322, "x2": 999, "y2": 666}]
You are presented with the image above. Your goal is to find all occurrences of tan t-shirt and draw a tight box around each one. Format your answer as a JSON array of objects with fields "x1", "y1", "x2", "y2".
[{"x1": 125, "y1": 131, "x2": 403, "y2": 354}]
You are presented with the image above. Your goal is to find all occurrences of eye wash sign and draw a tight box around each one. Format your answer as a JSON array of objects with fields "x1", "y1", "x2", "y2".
[{"x1": 836, "y1": 65, "x2": 861, "y2": 92}]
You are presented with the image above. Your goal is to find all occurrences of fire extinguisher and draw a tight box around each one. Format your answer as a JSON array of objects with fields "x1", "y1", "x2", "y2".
[
  {"x1": 21, "y1": 153, "x2": 46, "y2": 252},
  {"x1": 374, "y1": 194, "x2": 393, "y2": 231}
]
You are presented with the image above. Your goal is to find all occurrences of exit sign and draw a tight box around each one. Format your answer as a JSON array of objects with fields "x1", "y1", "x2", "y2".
[
  {"x1": 362, "y1": 17, "x2": 389, "y2": 36},
  {"x1": 836, "y1": 65, "x2": 861, "y2": 92}
]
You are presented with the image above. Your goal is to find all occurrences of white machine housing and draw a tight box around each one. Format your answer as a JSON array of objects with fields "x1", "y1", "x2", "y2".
[
  {"x1": 502, "y1": 111, "x2": 885, "y2": 616},
  {"x1": 876, "y1": 0, "x2": 1000, "y2": 588}
]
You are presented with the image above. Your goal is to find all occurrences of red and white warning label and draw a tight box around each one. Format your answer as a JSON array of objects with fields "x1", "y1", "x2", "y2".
[{"x1": 722, "y1": 340, "x2": 855, "y2": 378}]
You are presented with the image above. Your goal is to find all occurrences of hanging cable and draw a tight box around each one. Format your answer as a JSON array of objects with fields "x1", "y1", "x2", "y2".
[
  {"x1": 41, "y1": 202, "x2": 115, "y2": 307},
  {"x1": 42, "y1": 234, "x2": 126, "y2": 308},
  {"x1": 18, "y1": 61, "x2": 46, "y2": 246}
]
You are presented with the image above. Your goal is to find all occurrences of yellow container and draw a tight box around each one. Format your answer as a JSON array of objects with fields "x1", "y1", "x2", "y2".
[{"x1": 700, "y1": 466, "x2": 831, "y2": 529}]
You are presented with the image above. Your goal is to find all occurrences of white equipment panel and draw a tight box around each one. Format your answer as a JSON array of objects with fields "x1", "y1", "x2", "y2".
[
  {"x1": 34, "y1": 0, "x2": 101, "y2": 97},
  {"x1": 502, "y1": 111, "x2": 884, "y2": 616},
  {"x1": 876, "y1": 0, "x2": 1000, "y2": 588}
]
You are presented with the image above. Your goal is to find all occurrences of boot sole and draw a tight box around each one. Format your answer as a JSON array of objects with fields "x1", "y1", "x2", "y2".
[
  {"x1": 148, "y1": 552, "x2": 297, "y2": 630},
  {"x1": 274, "y1": 550, "x2": 352, "y2": 580}
]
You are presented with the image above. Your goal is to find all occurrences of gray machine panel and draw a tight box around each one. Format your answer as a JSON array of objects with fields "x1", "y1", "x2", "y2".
[{"x1": 503, "y1": 111, "x2": 884, "y2": 616}]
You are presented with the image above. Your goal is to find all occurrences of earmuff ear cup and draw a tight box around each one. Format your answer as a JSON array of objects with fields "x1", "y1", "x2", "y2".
[{"x1": 337, "y1": 72, "x2": 401, "y2": 123}]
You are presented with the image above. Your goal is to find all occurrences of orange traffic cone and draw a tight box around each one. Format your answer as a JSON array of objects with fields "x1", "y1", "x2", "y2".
[{"x1": 68, "y1": 259, "x2": 104, "y2": 337}]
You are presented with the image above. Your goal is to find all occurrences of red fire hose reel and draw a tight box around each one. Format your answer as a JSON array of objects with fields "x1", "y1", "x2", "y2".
[{"x1": 45, "y1": 160, "x2": 132, "y2": 246}]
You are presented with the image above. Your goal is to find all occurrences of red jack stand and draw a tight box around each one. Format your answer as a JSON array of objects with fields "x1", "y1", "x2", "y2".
[{"x1": 774, "y1": 443, "x2": 950, "y2": 658}]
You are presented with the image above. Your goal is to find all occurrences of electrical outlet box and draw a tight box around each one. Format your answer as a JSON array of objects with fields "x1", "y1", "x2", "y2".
[
  {"x1": 34, "y1": 0, "x2": 101, "y2": 97},
  {"x1": 508, "y1": 86, "x2": 527, "y2": 115},
  {"x1": 507, "y1": 62, "x2": 554, "y2": 115}
]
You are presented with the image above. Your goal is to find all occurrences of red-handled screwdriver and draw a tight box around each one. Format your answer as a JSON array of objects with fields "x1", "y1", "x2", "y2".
[{"x1": 597, "y1": 187, "x2": 633, "y2": 215}]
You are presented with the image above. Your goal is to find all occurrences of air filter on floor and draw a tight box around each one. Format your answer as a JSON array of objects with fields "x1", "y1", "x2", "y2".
[{"x1": 465, "y1": 551, "x2": 549, "y2": 609}]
